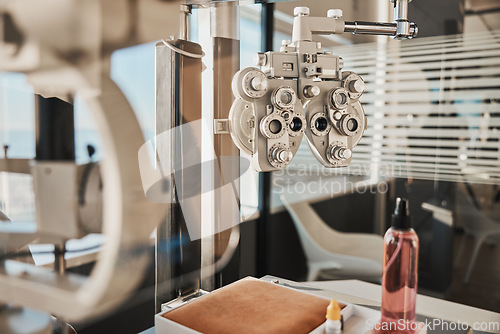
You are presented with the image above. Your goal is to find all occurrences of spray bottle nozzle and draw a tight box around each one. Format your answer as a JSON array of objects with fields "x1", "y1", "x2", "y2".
[
  {"x1": 392, "y1": 197, "x2": 411, "y2": 230},
  {"x1": 394, "y1": 197, "x2": 410, "y2": 216}
]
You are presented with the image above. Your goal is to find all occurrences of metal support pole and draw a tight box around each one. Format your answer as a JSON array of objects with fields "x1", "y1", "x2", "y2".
[
  {"x1": 155, "y1": 5, "x2": 203, "y2": 308},
  {"x1": 209, "y1": 1, "x2": 240, "y2": 289},
  {"x1": 53, "y1": 243, "x2": 67, "y2": 334},
  {"x1": 256, "y1": 2, "x2": 274, "y2": 278},
  {"x1": 34, "y1": 96, "x2": 73, "y2": 333},
  {"x1": 179, "y1": 5, "x2": 191, "y2": 41},
  {"x1": 54, "y1": 244, "x2": 67, "y2": 276}
]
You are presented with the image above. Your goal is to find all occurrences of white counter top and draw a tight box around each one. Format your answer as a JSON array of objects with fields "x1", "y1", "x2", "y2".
[{"x1": 306, "y1": 279, "x2": 500, "y2": 334}]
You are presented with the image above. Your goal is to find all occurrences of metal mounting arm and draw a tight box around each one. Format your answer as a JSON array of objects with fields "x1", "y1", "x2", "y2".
[
  {"x1": 392, "y1": 0, "x2": 415, "y2": 39},
  {"x1": 292, "y1": 0, "x2": 418, "y2": 43},
  {"x1": 344, "y1": 21, "x2": 418, "y2": 39}
]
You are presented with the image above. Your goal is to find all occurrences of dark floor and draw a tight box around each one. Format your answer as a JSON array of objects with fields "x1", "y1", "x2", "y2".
[{"x1": 445, "y1": 232, "x2": 500, "y2": 313}]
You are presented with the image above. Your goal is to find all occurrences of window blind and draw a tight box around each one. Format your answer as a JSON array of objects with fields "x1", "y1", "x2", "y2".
[{"x1": 289, "y1": 30, "x2": 500, "y2": 185}]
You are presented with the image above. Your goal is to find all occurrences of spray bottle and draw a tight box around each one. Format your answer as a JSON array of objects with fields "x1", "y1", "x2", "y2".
[{"x1": 380, "y1": 198, "x2": 419, "y2": 334}]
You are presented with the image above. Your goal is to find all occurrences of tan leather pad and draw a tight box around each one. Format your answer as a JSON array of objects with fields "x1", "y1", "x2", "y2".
[{"x1": 163, "y1": 277, "x2": 332, "y2": 334}]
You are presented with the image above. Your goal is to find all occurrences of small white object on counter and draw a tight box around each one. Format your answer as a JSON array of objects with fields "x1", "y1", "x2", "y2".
[
  {"x1": 325, "y1": 299, "x2": 342, "y2": 334},
  {"x1": 325, "y1": 319, "x2": 342, "y2": 334}
]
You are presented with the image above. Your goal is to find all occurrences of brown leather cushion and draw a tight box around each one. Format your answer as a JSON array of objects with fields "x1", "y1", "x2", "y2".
[{"x1": 163, "y1": 277, "x2": 332, "y2": 334}]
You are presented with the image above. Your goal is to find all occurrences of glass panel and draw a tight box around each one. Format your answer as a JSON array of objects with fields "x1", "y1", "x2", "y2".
[
  {"x1": 239, "y1": 4, "x2": 261, "y2": 216},
  {"x1": 0, "y1": 73, "x2": 35, "y2": 222}
]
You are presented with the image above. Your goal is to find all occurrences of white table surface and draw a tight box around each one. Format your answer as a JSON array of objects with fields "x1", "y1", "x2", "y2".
[
  {"x1": 306, "y1": 279, "x2": 500, "y2": 334},
  {"x1": 143, "y1": 277, "x2": 500, "y2": 334}
]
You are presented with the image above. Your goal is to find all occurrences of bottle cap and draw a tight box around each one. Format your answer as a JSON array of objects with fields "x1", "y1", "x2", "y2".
[
  {"x1": 391, "y1": 197, "x2": 411, "y2": 230},
  {"x1": 326, "y1": 299, "x2": 341, "y2": 320}
]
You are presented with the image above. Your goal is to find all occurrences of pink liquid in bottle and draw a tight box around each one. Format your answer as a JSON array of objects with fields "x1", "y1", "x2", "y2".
[{"x1": 380, "y1": 198, "x2": 419, "y2": 334}]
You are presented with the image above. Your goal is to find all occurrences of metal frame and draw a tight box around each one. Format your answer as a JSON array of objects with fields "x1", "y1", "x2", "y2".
[{"x1": 256, "y1": 1, "x2": 274, "y2": 278}]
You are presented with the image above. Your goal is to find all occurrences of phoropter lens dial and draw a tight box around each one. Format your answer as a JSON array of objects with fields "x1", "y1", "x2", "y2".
[
  {"x1": 310, "y1": 112, "x2": 331, "y2": 136},
  {"x1": 329, "y1": 87, "x2": 350, "y2": 110},
  {"x1": 338, "y1": 114, "x2": 362, "y2": 137},
  {"x1": 288, "y1": 112, "x2": 306, "y2": 137},
  {"x1": 272, "y1": 86, "x2": 297, "y2": 110},
  {"x1": 260, "y1": 113, "x2": 286, "y2": 139}
]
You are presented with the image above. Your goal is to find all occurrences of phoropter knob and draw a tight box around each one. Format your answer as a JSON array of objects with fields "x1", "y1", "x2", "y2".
[
  {"x1": 304, "y1": 85, "x2": 321, "y2": 98},
  {"x1": 255, "y1": 53, "x2": 267, "y2": 67},
  {"x1": 272, "y1": 147, "x2": 293, "y2": 164},
  {"x1": 251, "y1": 76, "x2": 269, "y2": 92},
  {"x1": 327, "y1": 9, "x2": 343, "y2": 19},
  {"x1": 327, "y1": 145, "x2": 352, "y2": 164},
  {"x1": 349, "y1": 79, "x2": 365, "y2": 95},
  {"x1": 294, "y1": 7, "x2": 310, "y2": 17}
]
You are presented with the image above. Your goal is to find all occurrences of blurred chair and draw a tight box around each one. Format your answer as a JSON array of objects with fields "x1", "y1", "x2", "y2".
[
  {"x1": 455, "y1": 183, "x2": 500, "y2": 283},
  {"x1": 281, "y1": 195, "x2": 383, "y2": 282},
  {"x1": 421, "y1": 200, "x2": 454, "y2": 291}
]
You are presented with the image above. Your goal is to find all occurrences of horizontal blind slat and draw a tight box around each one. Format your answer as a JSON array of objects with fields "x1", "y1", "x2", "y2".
[{"x1": 292, "y1": 30, "x2": 500, "y2": 185}]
